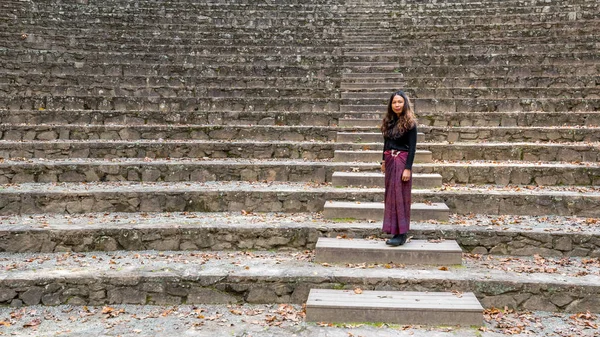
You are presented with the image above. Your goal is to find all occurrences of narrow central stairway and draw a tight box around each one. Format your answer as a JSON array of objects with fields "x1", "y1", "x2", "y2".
[{"x1": 308, "y1": 0, "x2": 481, "y2": 326}]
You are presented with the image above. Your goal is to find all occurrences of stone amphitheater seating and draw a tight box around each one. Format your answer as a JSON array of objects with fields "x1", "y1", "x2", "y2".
[{"x1": 0, "y1": 0, "x2": 599, "y2": 325}]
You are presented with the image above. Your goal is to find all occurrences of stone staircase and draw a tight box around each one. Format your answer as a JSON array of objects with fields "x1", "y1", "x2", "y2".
[{"x1": 0, "y1": 0, "x2": 599, "y2": 330}]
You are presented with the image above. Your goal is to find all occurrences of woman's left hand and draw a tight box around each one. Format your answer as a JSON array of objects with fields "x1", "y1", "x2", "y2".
[{"x1": 401, "y1": 169, "x2": 411, "y2": 182}]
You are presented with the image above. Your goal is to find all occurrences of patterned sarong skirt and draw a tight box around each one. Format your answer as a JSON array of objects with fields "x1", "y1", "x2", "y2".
[{"x1": 382, "y1": 150, "x2": 412, "y2": 235}]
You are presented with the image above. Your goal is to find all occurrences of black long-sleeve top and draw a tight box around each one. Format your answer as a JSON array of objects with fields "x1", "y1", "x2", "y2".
[{"x1": 382, "y1": 125, "x2": 418, "y2": 170}]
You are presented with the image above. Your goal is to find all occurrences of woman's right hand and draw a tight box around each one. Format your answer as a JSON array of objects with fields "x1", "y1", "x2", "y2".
[{"x1": 380, "y1": 162, "x2": 385, "y2": 173}]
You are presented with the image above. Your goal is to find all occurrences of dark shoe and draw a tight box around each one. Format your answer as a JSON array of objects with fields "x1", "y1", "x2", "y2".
[{"x1": 386, "y1": 233, "x2": 407, "y2": 246}]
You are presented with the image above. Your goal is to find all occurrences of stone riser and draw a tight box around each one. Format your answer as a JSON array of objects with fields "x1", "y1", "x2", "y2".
[
  {"x1": 1, "y1": 73, "x2": 339, "y2": 89},
  {"x1": 7, "y1": 41, "x2": 345, "y2": 55},
  {"x1": 8, "y1": 2, "x2": 595, "y2": 15},
  {"x1": 2, "y1": 186, "x2": 599, "y2": 216},
  {"x1": 343, "y1": 34, "x2": 598, "y2": 46},
  {"x1": 423, "y1": 127, "x2": 600, "y2": 143},
  {"x1": 343, "y1": 98, "x2": 600, "y2": 113},
  {"x1": 0, "y1": 49, "x2": 343, "y2": 65},
  {"x1": 331, "y1": 172, "x2": 443, "y2": 189},
  {"x1": 0, "y1": 125, "x2": 346, "y2": 142},
  {"x1": 0, "y1": 85, "x2": 338, "y2": 100},
  {"x1": 0, "y1": 96, "x2": 340, "y2": 112},
  {"x1": 342, "y1": 75, "x2": 598, "y2": 89},
  {"x1": 0, "y1": 110, "x2": 346, "y2": 126},
  {"x1": 4, "y1": 0, "x2": 595, "y2": 9},
  {"x1": 352, "y1": 63, "x2": 599, "y2": 77},
  {"x1": 418, "y1": 111, "x2": 600, "y2": 128},
  {"x1": 2, "y1": 161, "x2": 597, "y2": 186},
  {"x1": 4, "y1": 49, "x2": 598, "y2": 67},
  {"x1": 0, "y1": 139, "x2": 577, "y2": 164},
  {"x1": 0, "y1": 219, "x2": 598, "y2": 257},
  {"x1": 7, "y1": 14, "x2": 596, "y2": 31},
  {"x1": 4, "y1": 110, "x2": 592, "y2": 128},
  {"x1": 348, "y1": 25, "x2": 599, "y2": 37},
  {"x1": 342, "y1": 43, "x2": 598, "y2": 56},
  {"x1": 0, "y1": 265, "x2": 597, "y2": 312},
  {"x1": 342, "y1": 88, "x2": 600, "y2": 100},
  {"x1": 344, "y1": 0, "x2": 597, "y2": 9},
  {"x1": 337, "y1": 128, "x2": 600, "y2": 143},
  {"x1": 345, "y1": 16, "x2": 598, "y2": 28},
  {"x1": 335, "y1": 144, "x2": 600, "y2": 163},
  {"x1": 343, "y1": 52, "x2": 600, "y2": 66},
  {"x1": 0, "y1": 32, "x2": 345, "y2": 46},
  {"x1": 2, "y1": 63, "x2": 341, "y2": 78},
  {"x1": 0, "y1": 141, "x2": 338, "y2": 160}
]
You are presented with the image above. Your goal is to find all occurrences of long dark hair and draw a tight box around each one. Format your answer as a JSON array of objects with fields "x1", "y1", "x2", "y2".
[{"x1": 380, "y1": 90, "x2": 417, "y2": 138}]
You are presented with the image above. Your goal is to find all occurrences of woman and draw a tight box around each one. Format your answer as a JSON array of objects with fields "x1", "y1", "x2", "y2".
[{"x1": 380, "y1": 90, "x2": 417, "y2": 246}]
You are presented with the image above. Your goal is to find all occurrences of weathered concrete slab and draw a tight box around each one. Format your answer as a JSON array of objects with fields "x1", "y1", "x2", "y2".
[
  {"x1": 336, "y1": 132, "x2": 425, "y2": 143},
  {"x1": 314, "y1": 238, "x2": 463, "y2": 265},
  {"x1": 305, "y1": 289, "x2": 483, "y2": 326},
  {"x1": 331, "y1": 172, "x2": 443, "y2": 189},
  {"x1": 333, "y1": 150, "x2": 433, "y2": 163},
  {"x1": 323, "y1": 201, "x2": 450, "y2": 221}
]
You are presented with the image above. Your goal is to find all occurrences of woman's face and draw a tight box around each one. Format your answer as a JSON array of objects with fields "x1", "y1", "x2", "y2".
[{"x1": 391, "y1": 95, "x2": 405, "y2": 115}]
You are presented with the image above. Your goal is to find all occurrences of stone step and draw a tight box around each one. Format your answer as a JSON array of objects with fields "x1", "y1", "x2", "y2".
[
  {"x1": 0, "y1": 124, "x2": 344, "y2": 142},
  {"x1": 0, "y1": 85, "x2": 338, "y2": 100},
  {"x1": 8, "y1": 110, "x2": 590, "y2": 129},
  {"x1": 0, "y1": 32, "x2": 344, "y2": 48},
  {"x1": 418, "y1": 111, "x2": 600, "y2": 127},
  {"x1": 305, "y1": 290, "x2": 483, "y2": 326},
  {"x1": 0, "y1": 109, "x2": 381, "y2": 127},
  {"x1": 0, "y1": 247, "x2": 598, "y2": 311},
  {"x1": 333, "y1": 150, "x2": 433, "y2": 163},
  {"x1": 7, "y1": 59, "x2": 593, "y2": 80},
  {"x1": 331, "y1": 172, "x2": 443, "y2": 189},
  {"x1": 3, "y1": 48, "x2": 598, "y2": 68},
  {"x1": 342, "y1": 51, "x2": 600, "y2": 66},
  {"x1": 341, "y1": 74, "x2": 599, "y2": 89},
  {"x1": 0, "y1": 73, "x2": 339, "y2": 89},
  {"x1": 3, "y1": 0, "x2": 593, "y2": 10},
  {"x1": 342, "y1": 87, "x2": 600, "y2": 100},
  {"x1": 0, "y1": 140, "x2": 341, "y2": 160},
  {"x1": 343, "y1": 0, "x2": 597, "y2": 9},
  {"x1": 342, "y1": 97, "x2": 600, "y2": 113},
  {"x1": 8, "y1": 2, "x2": 593, "y2": 16},
  {"x1": 423, "y1": 126, "x2": 600, "y2": 143},
  {"x1": 1, "y1": 61, "x2": 340, "y2": 78},
  {"x1": 0, "y1": 211, "x2": 597, "y2": 256},
  {"x1": 342, "y1": 42, "x2": 599, "y2": 55},
  {"x1": 3, "y1": 181, "x2": 598, "y2": 216},
  {"x1": 0, "y1": 95, "x2": 340, "y2": 112},
  {"x1": 348, "y1": 41, "x2": 599, "y2": 55},
  {"x1": 322, "y1": 201, "x2": 450, "y2": 221},
  {"x1": 352, "y1": 62, "x2": 599, "y2": 76},
  {"x1": 2, "y1": 159, "x2": 597, "y2": 186},
  {"x1": 6, "y1": 40, "x2": 345, "y2": 55},
  {"x1": 336, "y1": 132, "x2": 425, "y2": 143},
  {"x1": 0, "y1": 49, "x2": 343, "y2": 66}
]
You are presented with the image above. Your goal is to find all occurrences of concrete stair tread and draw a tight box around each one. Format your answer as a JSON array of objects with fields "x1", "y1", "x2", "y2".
[
  {"x1": 315, "y1": 238, "x2": 462, "y2": 265},
  {"x1": 332, "y1": 172, "x2": 441, "y2": 178},
  {"x1": 324, "y1": 201, "x2": 450, "y2": 211},
  {"x1": 306, "y1": 289, "x2": 482, "y2": 310},
  {"x1": 305, "y1": 289, "x2": 482, "y2": 325}
]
